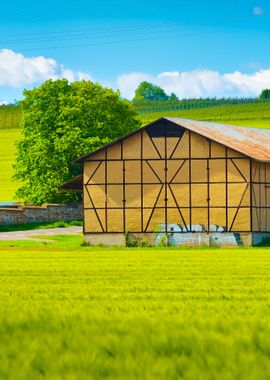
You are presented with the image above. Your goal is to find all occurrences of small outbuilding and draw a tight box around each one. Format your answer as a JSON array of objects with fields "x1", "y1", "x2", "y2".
[{"x1": 62, "y1": 117, "x2": 270, "y2": 246}]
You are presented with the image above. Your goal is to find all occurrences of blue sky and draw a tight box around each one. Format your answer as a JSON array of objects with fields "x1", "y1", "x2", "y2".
[{"x1": 0, "y1": 0, "x2": 269, "y2": 102}]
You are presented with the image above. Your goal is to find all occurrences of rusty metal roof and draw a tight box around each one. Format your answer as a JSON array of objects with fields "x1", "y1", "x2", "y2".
[
  {"x1": 76, "y1": 117, "x2": 270, "y2": 163},
  {"x1": 166, "y1": 118, "x2": 270, "y2": 162}
]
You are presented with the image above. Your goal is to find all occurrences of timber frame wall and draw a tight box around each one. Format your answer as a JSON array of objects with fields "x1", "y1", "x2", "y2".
[{"x1": 83, "y1": 120, "x2": 270, "y2": 235}]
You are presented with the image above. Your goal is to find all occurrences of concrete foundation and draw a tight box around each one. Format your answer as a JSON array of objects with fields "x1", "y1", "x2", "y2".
[
  {"x1": 127, "y1": 233, "x2": 156, "y2": 246},
  {"x1": 155, "y1": 231, "x2": 253, "y2": 247},
  {"x1": 210, "y1": 233, "x2": 252, "y2": 247},
  {"x1": 83, "y1": 232, "x2": 270, "y2": 247},
  {"x1": 84, "y1": 233, "x2": 126, "y2": 246}
]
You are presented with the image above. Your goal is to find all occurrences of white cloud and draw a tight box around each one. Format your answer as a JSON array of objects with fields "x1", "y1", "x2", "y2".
[
  {"x1": 115, "y1": 72, "x2": 152, "y2": 99},
  {"x1": 117, "y1": 69, "x2": 270, "y2": 99},
  {"x1": 253, "y1": 6, "x2": 265, "y2": 16},
  {"x1": 1, "y1": 48, "x2": 270, "y2": 101},
  {"x1": 0, "y1": 49, "x2": 92, "y2": 87}
]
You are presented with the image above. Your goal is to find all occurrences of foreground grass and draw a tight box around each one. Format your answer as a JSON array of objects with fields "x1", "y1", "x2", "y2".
[{"x1": 1, "y1": 239, "x2": 270, "y2": 379}]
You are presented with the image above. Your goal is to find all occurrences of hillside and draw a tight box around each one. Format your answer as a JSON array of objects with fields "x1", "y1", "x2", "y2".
[
  {"x1": 0, "y1": 129, "x2": 21, "y2": 201},
  {"x1": 1, "y1": 102, "x2": 270, "y2": 130},
  {"x1": 0, "y1": 106, "x2": 21, "y2": 201},
  {"x1": 0, "y1": 102, "x2": 269, "y2": 201},
  {"x1": 1, "y1": 102, "x2": 270, "y2": 131},
  {"x1": 0, "y1": 105, "x2": 21, "y2": 130},
  {"x1": 137, "y1": 102, "x2": 270, "y2": 126}
]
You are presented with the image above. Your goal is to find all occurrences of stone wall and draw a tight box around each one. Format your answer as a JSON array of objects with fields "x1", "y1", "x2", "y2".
[{"x1": 0, "y1": 204, "x2": 83, "y2": 225}]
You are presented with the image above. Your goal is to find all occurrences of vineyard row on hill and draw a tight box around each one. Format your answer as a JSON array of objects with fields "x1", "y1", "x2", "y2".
[
  {"x1": 138, "y1": 102, "x2": 270, "y2": 125},
  {"x1": 134, "y1": 97, "x2": 270, "y2": 114},
  {"x1": 0, "y1": 101, "x2": 270, "y2": 130}
]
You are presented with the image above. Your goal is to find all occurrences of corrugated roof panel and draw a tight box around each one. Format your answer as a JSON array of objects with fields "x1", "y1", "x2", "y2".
[{"x1": 166, "y1": 118, "x2": 270, "y2": 162}]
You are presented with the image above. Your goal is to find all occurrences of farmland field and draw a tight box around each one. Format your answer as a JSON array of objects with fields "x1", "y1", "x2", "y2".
[
  {"x1": 0, "y1": 128, "x2": 21, "y2": 201},
  {"x1": 1, "y1": 237, "x2": 270, "y2": 379},
  {"x1": 138, "y1": 102, "x2": 270, "y2": 126},
  {"x1": 0, "y1": 105, "x2": 22, "y2": 201},
  {"x1": 0, "y1": 105, "x2": 21, "y2": 130}
]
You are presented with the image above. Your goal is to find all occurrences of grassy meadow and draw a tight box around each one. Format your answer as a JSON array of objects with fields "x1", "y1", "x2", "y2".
[
  {"x1": 0, "y1": 105, "x2": 21, "y2": 130},
  {"x1": 0, "y1": 106, "x2": 21, "y2": 201},
  {"x1": 0, "y1": 128, "x2": 21, "y2": 201},
  {"x1": 0, "y1": 237, "x2": 270, "y2": 379}
]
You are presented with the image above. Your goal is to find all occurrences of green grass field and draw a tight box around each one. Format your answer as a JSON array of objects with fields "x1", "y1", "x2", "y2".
[
  {"x1": 0, "y1": 106, "x2": 21, "y2": 201},
  {"x1": 1, "y1": 237, "x2": 270, "y2": 379},
  {"x1": 0, "y1": 128, "x2": 21, "y2": 201},
  {"x1": 0, "y1": 106, "x2": 21, "y2": 130}
]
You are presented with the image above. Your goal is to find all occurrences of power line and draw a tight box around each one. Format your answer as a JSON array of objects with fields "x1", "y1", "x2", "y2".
[
  {"x1": 0, "y1": 24, "x2": 207, "y2": 45},
  {"x1": 0, "y1": 24, "x2": 191, "y2": 42},
  {"x1": 0, "y1": 1, "x2": 263, "y2": 52},
  {"x1": 19, "y1": 28, "x2": 221, "y2": 52},
  {"x1": 0, "y1": 7, "x2": 263, "y2": 48},
  {"x1": 1, "y1": 23, "x2": 176, "y2": 39}
]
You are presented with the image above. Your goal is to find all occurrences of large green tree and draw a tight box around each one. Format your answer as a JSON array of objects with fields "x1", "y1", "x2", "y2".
[{"x1": 14, "y1": 79, "x2": 139, "y2": 205}]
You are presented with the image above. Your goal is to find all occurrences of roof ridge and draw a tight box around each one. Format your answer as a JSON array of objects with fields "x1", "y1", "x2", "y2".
[{"x1": 76, "y1": 117, "x2": 270, "y2": 163}]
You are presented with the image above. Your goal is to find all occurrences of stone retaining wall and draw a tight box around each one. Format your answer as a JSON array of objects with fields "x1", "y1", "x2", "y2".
[{"x1": 0, "y1": 204, "x2": 83, "y2": 225}]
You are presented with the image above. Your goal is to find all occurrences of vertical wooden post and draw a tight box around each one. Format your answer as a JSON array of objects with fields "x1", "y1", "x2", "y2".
[
  {"x1": 188, "y1": 131, "x2": 192, "y2": 231},
  {"x1": 225, "y1": 147, "x2": 228, "y2": 231},
  {"x1": 140, "y1": 130, "x2": 144, "y2": 232}
]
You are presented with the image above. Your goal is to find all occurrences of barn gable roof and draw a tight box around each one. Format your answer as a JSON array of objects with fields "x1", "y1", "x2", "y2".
[{"x1": 76, "y1": 117, "x2": 270, "y2": 163}]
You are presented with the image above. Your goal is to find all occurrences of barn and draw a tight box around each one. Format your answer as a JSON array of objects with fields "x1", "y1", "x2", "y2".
[{"x1": 62, "y1": 117, "x2": 270, "y2": 246}]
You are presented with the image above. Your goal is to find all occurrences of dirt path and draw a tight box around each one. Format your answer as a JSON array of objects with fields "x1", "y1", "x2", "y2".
[{"x1": 0, "y1": 226, "x2": 82, "y2": 241}]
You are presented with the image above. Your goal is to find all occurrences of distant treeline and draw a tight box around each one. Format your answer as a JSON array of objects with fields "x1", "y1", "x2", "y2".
[{"x1": 134, "y1": 97, "x2": 270, "y2": 114}]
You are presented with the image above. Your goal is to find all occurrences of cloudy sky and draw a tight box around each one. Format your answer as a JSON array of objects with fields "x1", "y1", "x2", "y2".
[{"x1": 0, "y1": 0, "x2": 269, "y2": 102}]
